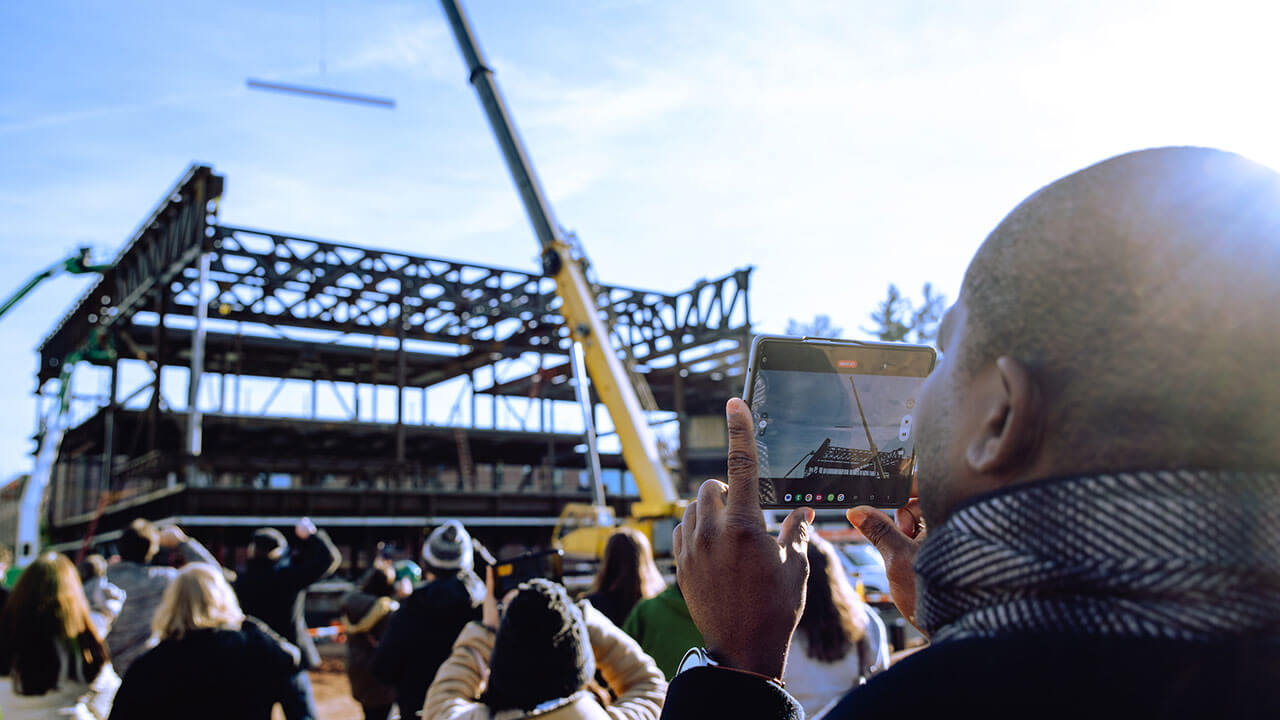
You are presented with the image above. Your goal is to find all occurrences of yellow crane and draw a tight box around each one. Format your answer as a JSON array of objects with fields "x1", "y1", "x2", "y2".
[{"x1": 439, "y1": 0, "x2": 687, "y2": 557}]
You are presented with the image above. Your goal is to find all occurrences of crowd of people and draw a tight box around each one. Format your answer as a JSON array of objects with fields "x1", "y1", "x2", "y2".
[{"x1": 3, "y1": 146, "x2": 1278, "y2": 719}]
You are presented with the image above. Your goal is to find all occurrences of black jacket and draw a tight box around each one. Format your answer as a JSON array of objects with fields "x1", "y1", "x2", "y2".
[
  {"x1": 661, "y1": 633, "x2": 1280, "y2": 719},
  {"x1": 234, "y1": 530, "x2": 340, "y2": 669},
  {"x1": 340, "y1": 589, "x2": 398, "y2": 707},
  {"x1": 372, "y1": 574, "x2": 482, "y2": 717},
  {"x1": 107, "y1": 618, "x2": 301, "y2": 720}
]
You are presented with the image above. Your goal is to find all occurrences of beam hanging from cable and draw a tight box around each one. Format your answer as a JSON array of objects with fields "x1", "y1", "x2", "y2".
[{"x1": 246, "y1": 78, "x2": 396, "y2": 108}]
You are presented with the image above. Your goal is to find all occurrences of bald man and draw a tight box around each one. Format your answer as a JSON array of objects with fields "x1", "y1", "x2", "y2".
[{"x1": 660, "y1": 147, "x2": 1280, "y2": 718}]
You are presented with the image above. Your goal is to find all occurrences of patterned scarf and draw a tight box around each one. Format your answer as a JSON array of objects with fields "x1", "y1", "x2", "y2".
[{"x1": 914, "y1": 470, "x2": 1280, "y2": 644}]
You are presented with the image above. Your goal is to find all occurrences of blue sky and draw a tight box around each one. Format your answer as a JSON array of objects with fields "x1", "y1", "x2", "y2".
[{"x1": 3, "y1": 0, "x2": 1280, "y2": 480}]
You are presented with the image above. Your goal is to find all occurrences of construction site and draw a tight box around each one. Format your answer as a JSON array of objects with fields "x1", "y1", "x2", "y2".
[{"x1": 21, "y1": 160, "x2": 752, "y2": 570}]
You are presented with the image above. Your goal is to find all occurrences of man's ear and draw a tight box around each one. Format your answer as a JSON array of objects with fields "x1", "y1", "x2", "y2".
[{"x1": 964, "y1": 356, "x2": 1042, "y2": 476}]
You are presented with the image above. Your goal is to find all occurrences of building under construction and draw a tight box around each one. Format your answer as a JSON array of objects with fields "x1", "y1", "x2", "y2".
[{"x1": 35, "y1": 165, "x2": 752, "y2": 571}]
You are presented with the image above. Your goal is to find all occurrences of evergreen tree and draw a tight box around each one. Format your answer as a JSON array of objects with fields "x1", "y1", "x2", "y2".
[
  {"x1": 864, "y1": 283, "x2": 946, "y2": 345},
  {"x1": 785, "y1": 314, "x2": 843, "y2": 338}
]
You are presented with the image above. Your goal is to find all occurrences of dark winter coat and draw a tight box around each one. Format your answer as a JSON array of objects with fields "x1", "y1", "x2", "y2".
[
  {"x1": 340, "y1": 589, "x2": 398, "y2": 708},
  {"x1": 106, "y1": 617, "x2": 301, "y2": 720},
  {"x1": 234, "y1": 530, "x2": 340, "y2": 669},
  {"x1": 372, "y1": 574, "x2": 482, "y2": 718},
  {"x1": 660, "y1": 633, "x2": 1280, "y2": 719}
]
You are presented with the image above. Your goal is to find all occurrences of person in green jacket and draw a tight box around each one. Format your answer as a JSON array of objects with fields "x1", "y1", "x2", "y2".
[{"x1": 621, "y1": 582, "x2": 704, "y2": 680}]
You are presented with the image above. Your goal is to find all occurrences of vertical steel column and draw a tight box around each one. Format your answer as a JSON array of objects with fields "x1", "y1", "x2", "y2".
[
  {"x1": 233, "y1": 323, "x2": 243, "y2": 414},
  {"x1": 469, "y1": 371, "x2": 477, "y2": 428},
  {"x1": 395, "y1": 303, "x2": 406, "y2": 466},
  {"x1": 491, "y1": 369, "x2": 498, "y2": 429},
  {"x1": 571, "y1": 342, "x2": 605, "y2": 508},
  {"x1": 186, "y1": 252, "x2": 211, "y2": 482},
  {"x1": 149, "y1": 285, "x2": 168, "y2": 454},
  {"x1": 101, "y1": 355, "x2": 119, "y2": 496},
  {"x1": 537, "y1": 352, "x2": 546, "y2": 433},
  {"x1": 674, "y1": 355, "x2": 689, "y2": 494},
  {"x1": 352, "y1": 365, "x2": 361, "y2": 421},
  {"x1": 371, "y1": 344, "x2": 379, "y2": 420}
]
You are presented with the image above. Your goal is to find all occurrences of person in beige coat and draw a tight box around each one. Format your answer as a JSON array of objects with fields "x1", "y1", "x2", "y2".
[{"x1": 424, "y1": 576, "x2": 665, "y2": 720}]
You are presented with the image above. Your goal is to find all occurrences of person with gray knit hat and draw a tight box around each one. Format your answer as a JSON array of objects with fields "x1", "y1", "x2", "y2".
[
  {"x1": 421, "y1": 520, "x2": 474, "y2": 574},
  {"x1": 373, "y1": 521, "x2": 484, "y2": 718},
  {"x1": 425, "y1": 575, "x2": 666, "y2": 719}
]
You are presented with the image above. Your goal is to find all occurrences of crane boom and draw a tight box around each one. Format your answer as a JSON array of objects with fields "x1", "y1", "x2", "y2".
[
  {"x1": 439, "y1": 0, "x2": 681, "y2": 519},
  {"x1": 0, "y1": 247, "x2": 110, "y2": 321}
]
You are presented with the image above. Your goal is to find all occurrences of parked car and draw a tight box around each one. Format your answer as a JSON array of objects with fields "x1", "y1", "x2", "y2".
[{"x1": 836, "y1": 541, "x2": 889, "y2": 598}]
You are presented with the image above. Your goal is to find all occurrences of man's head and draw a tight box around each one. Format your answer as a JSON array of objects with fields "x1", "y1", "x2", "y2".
[
  {"x1": 118, "y1": 519, "x2": 159, "y2": 564},
  {"x1": 915, "y1": 147, "x2": 1280, "y2": 525}
]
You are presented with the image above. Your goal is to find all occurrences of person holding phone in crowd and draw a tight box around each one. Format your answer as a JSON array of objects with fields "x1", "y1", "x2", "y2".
[
  {"x1": 373, "y1": 520, "x2": 485, "y2": 718},
  {"x1": 425, "y1": 568, "x2": 666, "y2": 720},
  {"x1": 106, "y1": 520, "x2": 219, "y2": 677},
  {"x1": 660, "y1": 147, "x2": 1280, "y2": 718}
]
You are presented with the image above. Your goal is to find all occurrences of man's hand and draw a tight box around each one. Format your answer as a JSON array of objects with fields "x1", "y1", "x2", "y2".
[
  {"x1": 847, "y1": 499, "x2": 927, "y2": 630},
  {"x1": 157, "y1": 525, "x2": 188, "y2": 549},
  {"x1": 673, "y1": 397, "x2": 813, "y2": 681},
  {"x1": 295, "y1": 517, "x2": 316, "y2": 540}
]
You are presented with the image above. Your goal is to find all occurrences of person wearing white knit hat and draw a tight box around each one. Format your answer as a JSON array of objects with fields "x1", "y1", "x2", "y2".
[
  {"x1": 421, "y1": 520, "x2": 475, "y2": 575},
  {"x1": 373, "y1": 520, "x2": 484, "y2": 718}
]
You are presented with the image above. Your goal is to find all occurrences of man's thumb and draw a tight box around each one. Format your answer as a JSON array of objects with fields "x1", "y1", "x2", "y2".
[
  {"x1": 847, "y1": 506, "x2": 913, "y2": 559},
  {"x1": 778, "y1": 507, "x2": 815, "y2": 550}
]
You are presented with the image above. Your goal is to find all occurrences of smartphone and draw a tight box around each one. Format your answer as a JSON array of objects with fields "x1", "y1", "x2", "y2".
[
  {"x1": 743, "y1": 335, "x2": 936, "y2": 509},
  {"x1": 494, "y1": 548, "x2": 565, "y2": 596}
]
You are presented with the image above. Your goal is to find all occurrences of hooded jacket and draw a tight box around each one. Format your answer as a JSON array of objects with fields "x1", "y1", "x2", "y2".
[{"x1": 425, "y1": 603, "x2": 666, "y2": 720}]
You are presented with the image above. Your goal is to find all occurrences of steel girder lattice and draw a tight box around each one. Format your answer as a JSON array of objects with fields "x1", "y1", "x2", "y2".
[
  {"x1": 40, "y1": 165, "x2": 753, "y2": 389},
  {"x1": 162, "y1": 226, "x2": 751, "y2": 378}
]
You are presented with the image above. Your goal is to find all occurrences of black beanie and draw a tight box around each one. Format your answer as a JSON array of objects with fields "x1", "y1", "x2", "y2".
[{"x1": 483, "y1": 578, "x2": 594, "y2": 712}]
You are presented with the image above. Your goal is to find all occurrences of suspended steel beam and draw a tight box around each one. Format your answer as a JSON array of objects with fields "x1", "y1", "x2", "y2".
[{"x1": 246, "y1": 79, "x2": 396, "y2": 108}]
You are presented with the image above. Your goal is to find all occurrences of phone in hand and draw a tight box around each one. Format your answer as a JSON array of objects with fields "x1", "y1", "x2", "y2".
[
  {"x1": 743, "y1": 335, "x2": 936, "y2": 509},
  {"x1": 493, "y1": 548, "x2": 565, "y2": 597}
]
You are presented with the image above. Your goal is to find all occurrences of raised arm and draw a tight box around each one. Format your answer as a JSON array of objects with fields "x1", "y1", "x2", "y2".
[
  {"x1": 281, "y1": 519, "x2": 341, "y2": 591},
  {"x1": 582, "y1": 602, "x2": 666, "y2": 720},
  {"x1": 660, "y1": 398, "x2": 809, "y2": 719},
  {"x1": 423, "y1": 622, "x2": 495, "y2": 720}
]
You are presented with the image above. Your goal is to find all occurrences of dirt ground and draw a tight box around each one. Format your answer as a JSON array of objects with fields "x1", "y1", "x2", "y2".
[{"x1": 271, "y1": 655, "x2": 366, "y2": 720}]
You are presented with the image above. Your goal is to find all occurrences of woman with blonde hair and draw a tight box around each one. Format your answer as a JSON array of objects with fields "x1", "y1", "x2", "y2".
[
  {"x1": 107, "y1": 562, "x2": 300, "y2": 720},
  {"x1": 0, "y1": 552, "x2": 120, "y2": 719},
  {"x1": 585, "y1": 528, "x2": 666, "y2": 627}
]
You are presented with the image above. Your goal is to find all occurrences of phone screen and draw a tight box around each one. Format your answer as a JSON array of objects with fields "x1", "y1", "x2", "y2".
[
  {"x1": 494, "y1": 549, "x2": 564, "y2": 596},
  {"x1": 744, "y1": 336, "x2": 935, "y2": 509}
]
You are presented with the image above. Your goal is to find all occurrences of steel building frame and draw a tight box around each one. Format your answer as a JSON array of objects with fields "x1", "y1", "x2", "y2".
[{"x1": 37, "y1": 165, "x2": 753, "y2": 559}]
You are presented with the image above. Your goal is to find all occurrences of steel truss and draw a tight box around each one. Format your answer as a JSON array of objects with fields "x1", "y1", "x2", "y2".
[{"x1": 36, "y1": 165, "x2": 754, "y2": 547}]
